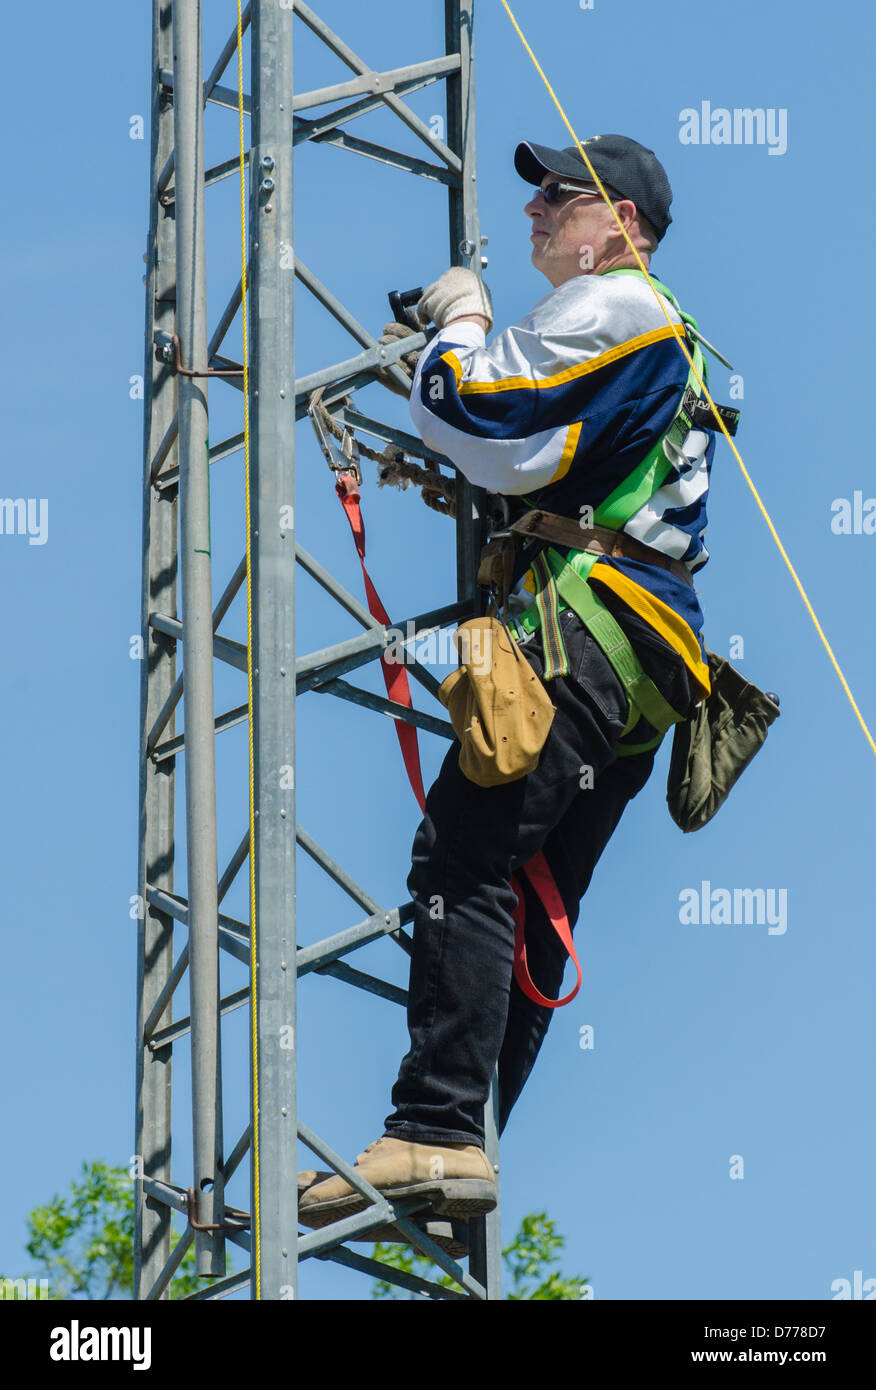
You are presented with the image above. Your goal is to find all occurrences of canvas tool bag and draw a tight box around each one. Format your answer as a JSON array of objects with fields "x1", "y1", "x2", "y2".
[
  {"x1": 666, "y1": 650, "x2": 781, "y2": 832},
  {"x1": 438, "y1": 601, "x2": 556, "y2": 787}
]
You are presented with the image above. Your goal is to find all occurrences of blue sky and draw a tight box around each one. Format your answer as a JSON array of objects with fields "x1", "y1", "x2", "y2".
[{"x1": 2, "y1": 0, "x2": 875, "y2": 1301}]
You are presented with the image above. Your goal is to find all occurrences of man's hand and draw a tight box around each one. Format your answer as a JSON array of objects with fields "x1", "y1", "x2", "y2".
[
  {"x1": 416, "y1": 267, "x2": 493, "y2": 333},
  {"x1": 375, "y1": 320, "x2": 423, "y2": 397}
]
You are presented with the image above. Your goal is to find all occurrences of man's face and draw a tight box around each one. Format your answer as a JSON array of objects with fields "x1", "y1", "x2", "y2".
[{"x1": 525, "y1": 174, "x2": 629, "y2": 287}]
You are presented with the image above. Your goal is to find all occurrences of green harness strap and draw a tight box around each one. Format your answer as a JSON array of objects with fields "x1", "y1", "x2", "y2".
[
  {"x1": 512, "y1": 547, "x2": 687, "y2": 755},
  {"x1": 592, "y1": 270, "x2": 707, "y2": 531}
]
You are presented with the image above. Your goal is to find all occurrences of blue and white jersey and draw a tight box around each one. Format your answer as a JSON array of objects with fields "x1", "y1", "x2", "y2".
[{"x1": 408, "y1": 270, "x2": 716, "y2": 694}]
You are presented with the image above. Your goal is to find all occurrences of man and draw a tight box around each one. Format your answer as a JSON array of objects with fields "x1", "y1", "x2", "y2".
[{"x1": 299, "y1": 134, "x2": 716, "y2": 1239}]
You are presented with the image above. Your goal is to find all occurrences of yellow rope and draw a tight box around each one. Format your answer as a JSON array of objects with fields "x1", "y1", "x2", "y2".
[
  {"x1": 498, "y1": 0, "x2": 876, "y2": 758},
  {"x1": 236, "y1": 1, "x2": 260, "y2": 1297}
]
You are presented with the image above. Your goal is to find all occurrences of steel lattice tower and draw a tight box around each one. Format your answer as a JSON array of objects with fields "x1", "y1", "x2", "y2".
[{"x1": 135, "y1": 0, "x2": 500, "y2": 1299}]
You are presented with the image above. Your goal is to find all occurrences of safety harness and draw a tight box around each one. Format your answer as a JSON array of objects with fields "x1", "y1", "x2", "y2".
[
  {"x1": 513, "y1": 545, "x2": 688, "y2": 754},
  {"x1": 505, "y1": 269, "x2": 739, "y2": 757}
]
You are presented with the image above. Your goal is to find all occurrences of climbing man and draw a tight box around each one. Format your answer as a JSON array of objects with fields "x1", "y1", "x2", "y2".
[{"x1": 299, "y1": 133, "x2": 720, "y2": 1243}]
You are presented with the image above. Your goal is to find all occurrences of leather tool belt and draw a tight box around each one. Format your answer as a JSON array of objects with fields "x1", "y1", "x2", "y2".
[{"x1": 508, "y1": 508, "x2": 694, "y2": 590}]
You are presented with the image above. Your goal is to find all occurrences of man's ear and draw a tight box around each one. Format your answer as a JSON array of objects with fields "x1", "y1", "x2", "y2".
[{"x1": 609, "y1": 198, "x2": 637, "y2": 234}]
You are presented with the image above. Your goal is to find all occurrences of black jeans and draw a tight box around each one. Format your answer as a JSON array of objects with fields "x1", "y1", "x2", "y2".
[{"x1": 383, "y1": 600, "x2": 694, "y2": 1149}]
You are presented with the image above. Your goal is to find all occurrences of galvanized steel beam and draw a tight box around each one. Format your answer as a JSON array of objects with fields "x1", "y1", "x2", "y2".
[
  {"x1": 137, "y1": 0, "x2": 500, "y2": 1302},
  {"x1": 135, "y1": 0, "x2": 178, "y2": 1304}
]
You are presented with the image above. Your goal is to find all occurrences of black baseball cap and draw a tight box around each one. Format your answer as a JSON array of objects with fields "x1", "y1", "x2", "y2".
[{"x1": 514, "y1": 132, "x2": 673, "y2": 242}]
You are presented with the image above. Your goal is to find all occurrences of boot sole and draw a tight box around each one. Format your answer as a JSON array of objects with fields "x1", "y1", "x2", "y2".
[
  {"x1": 299, "y1": 1179, "x2": 496, "y2": 1229},
  {"x1": 366, "y1": 1220, "x2": 468, "y2": 1259},
  {"x1": 297, "y1": 1172, "x2": 474, "y2": 1252}
]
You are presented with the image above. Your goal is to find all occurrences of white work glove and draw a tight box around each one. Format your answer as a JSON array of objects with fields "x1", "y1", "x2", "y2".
[{"x1": 416, "y1": 267, "x2": 493, "y2": 333}]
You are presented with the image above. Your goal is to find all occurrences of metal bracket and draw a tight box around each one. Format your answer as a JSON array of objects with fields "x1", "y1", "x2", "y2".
[
  {"x1": 185, "y1": 1187, "x2": 251, "y2": 1233},
  {"x1": 154, "y1": 330, "x2": 245, "y2": 379}
]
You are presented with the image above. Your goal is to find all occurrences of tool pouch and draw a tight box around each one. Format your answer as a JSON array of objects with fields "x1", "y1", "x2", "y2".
[
  {"x1": 666, "y1": 651, "x2": 780, "y2": 832},
  {"x1": 438, "y1": 608, "x2": 556, "y2": 787}
]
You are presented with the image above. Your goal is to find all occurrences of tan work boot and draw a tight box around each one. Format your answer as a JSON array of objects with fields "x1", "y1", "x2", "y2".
[
  {"x1": 297, "y1": 1169, "x2": 469, "y2": 1257},
  {"x1": 298, "y1": 1136, "x2": 496, "y2": 1229}
]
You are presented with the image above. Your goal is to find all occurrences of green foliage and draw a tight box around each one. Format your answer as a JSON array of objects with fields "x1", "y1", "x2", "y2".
[
  {"x1": 2, "y1": 1165, "x2": 583, "y2": 1301},
  {"x1": 0, "y1": 1160, "x2": 218, "y2": 1300},
  {"x1": 370, "y1": 1210, "x2": 589, "y2": 1299}
]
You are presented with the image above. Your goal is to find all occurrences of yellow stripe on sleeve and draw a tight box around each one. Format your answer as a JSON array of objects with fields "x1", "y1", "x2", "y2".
[
  {"x1": 440, "y1": 350, "x2": 464, "y2": 385},
  {"x1": 456, "y1": 324, "x2": 683, "y2": 395},
  {"x1": 547, "y1": 420, "x2": 582, "y2": 485}
]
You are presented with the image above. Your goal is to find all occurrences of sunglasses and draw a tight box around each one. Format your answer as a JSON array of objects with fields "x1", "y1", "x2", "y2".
[{"x1": 534, "y1": 181, "x2": 616, "y2": 205}]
